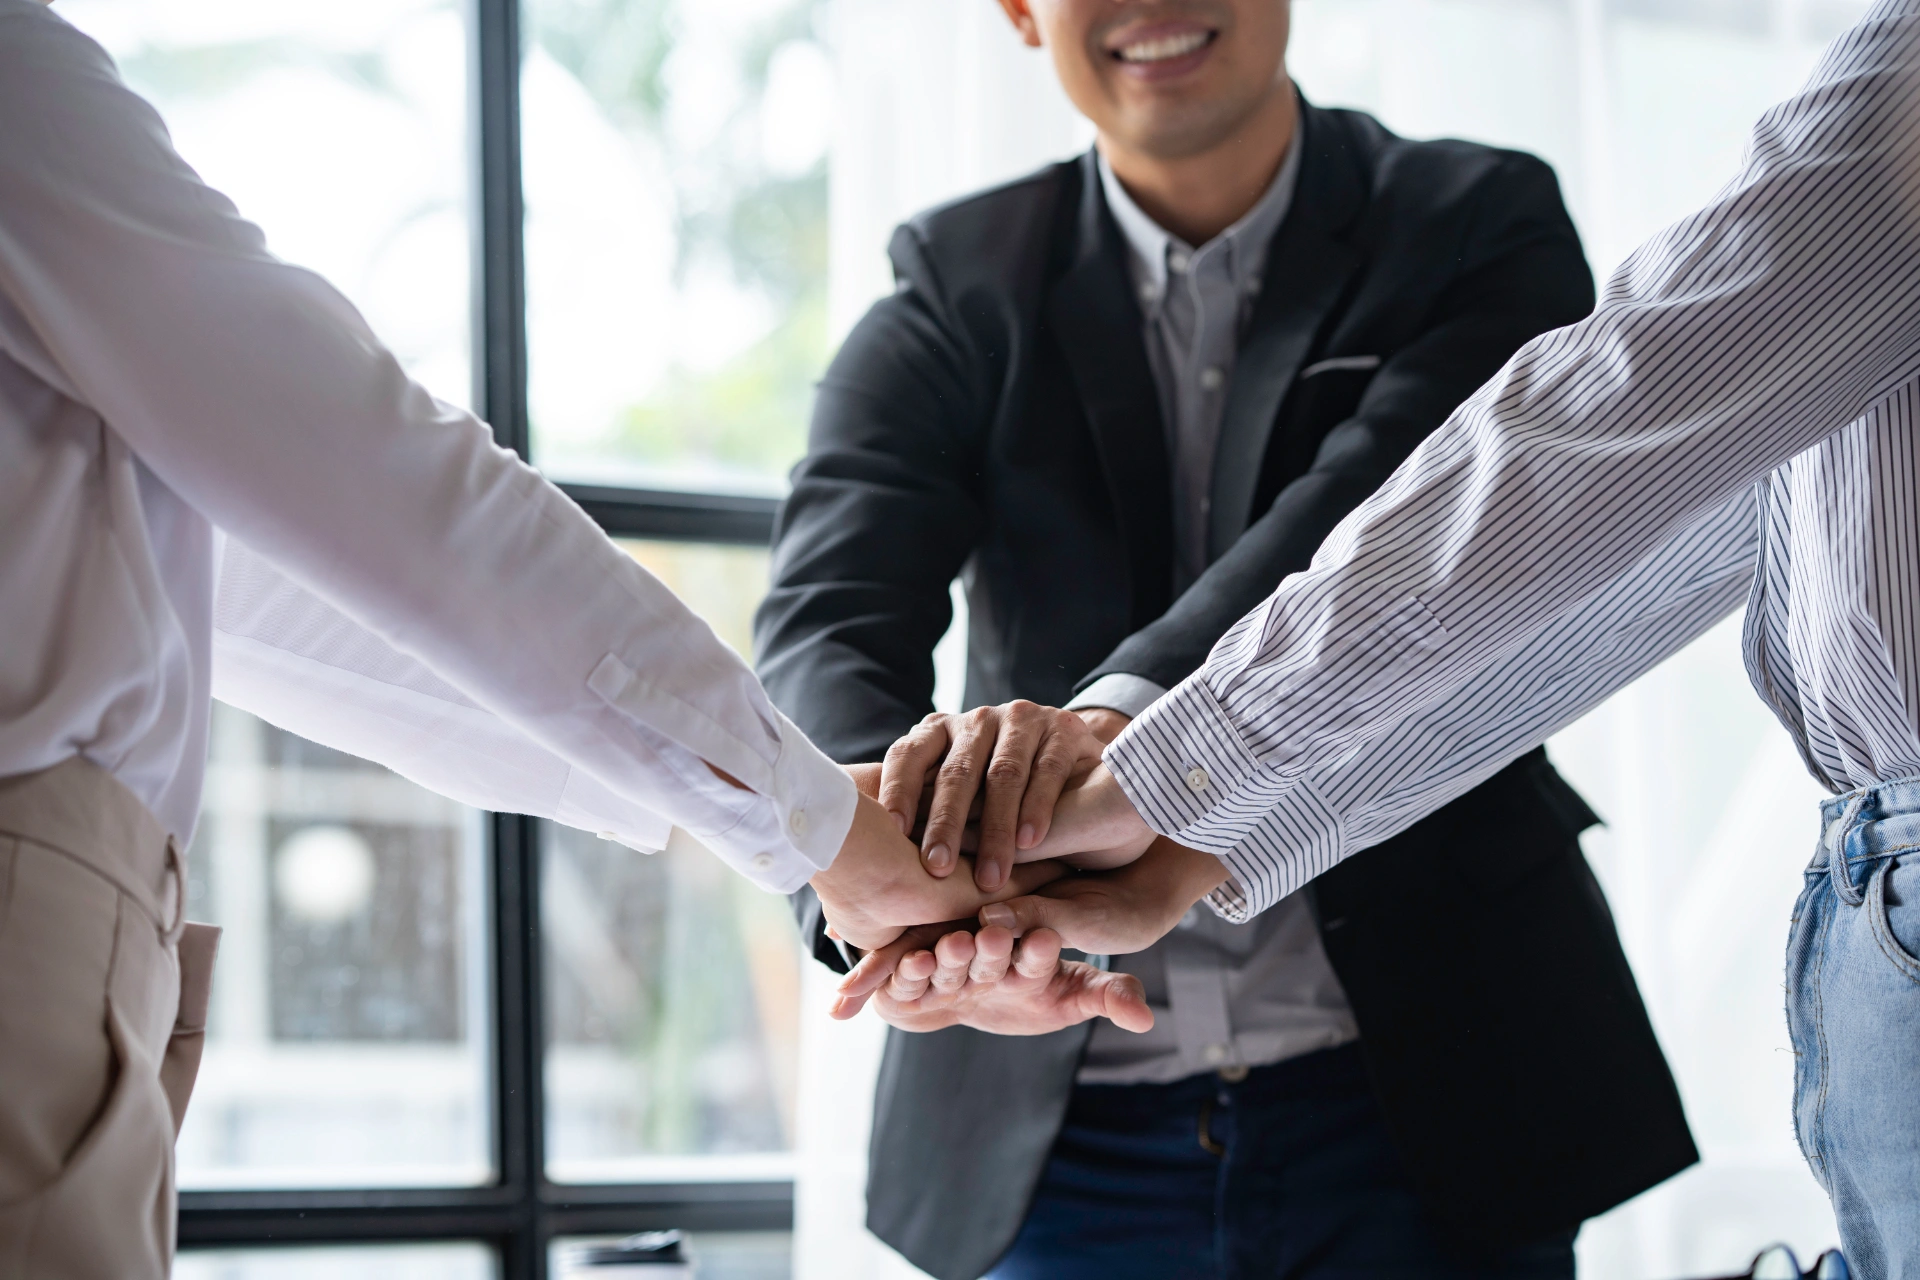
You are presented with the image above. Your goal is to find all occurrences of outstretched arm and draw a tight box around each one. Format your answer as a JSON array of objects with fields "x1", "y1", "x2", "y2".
[{"x1": 1104, "y1": 16, "x2": 1920, "y2": 912}]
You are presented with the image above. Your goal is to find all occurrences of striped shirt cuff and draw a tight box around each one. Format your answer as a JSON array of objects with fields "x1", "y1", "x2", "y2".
[
  {"x1": 1102, "y1": 675, "x2": 1348, "y2": 919},
  {"x1": 1201, "y1": 782, "x2": 1344, "y2": 922}
]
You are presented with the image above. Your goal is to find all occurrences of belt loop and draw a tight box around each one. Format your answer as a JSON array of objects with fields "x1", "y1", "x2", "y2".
[
  {"x1": 1826, "y1": 791, "x2": 1869, "y2": 908},
  {"x1": 163, "y1": 836, "x2": 189, "y2": 944}
]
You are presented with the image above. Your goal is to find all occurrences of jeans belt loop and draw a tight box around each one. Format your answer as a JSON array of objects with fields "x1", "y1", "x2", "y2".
[{"x1": 1826, "y1": 791, "x2": 1870, "y2": 908}]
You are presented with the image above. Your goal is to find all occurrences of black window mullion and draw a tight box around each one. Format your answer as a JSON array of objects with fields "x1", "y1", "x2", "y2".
[
  {"x1": 492, "y1": 812, "x2": 546, "y2": 1279},
  {"x1": 473, "y1": 0, "x2": 528, "y2": 459},
  {"x1": 559, "y1": 484, "x2": 778, "y2": 546}
]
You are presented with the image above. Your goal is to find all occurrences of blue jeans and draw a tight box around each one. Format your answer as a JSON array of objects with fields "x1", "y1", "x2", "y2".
[
  {"x1": 1788, "y1": 780, "x2": 1920, "y2": 1280},
  {"x1": 986, "y1": 1044, "x2": 1574, "y2": 1280}
]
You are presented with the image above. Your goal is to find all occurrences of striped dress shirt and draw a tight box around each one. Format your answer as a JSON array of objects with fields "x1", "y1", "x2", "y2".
[{"x1": 1103, "y1": 0, "x2": 1920, "y2": 922}]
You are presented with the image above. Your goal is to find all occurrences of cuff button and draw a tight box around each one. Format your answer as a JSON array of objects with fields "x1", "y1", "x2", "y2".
[
  {"x1": 789, "y1": 809, "x2": 810, "y2": 837},
  {"x1": 752, "y1": 852, "x2": 775, "y2": 871},
  {"x1": 1185, "y1": 767, "x2": 1210, "y2": 792}
]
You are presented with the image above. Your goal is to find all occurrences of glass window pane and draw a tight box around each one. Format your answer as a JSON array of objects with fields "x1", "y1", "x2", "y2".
[
  {"x1": 56, "y1": 0, "x2": 474, "y2": 409},
  {"x1": 552, "y1": 1232, "x2": 790, "y2": 1280},
  {"x1": 545, "y1": 541, "x2": 799, "y2": 1182},
  {"x1": 178, "y1": 1243, "x2": 495, "y2": 1280},
  {"x1": 177, "y1": 705, "x2": 492, "y2": 1188},
  {"x1": 522, "y1": 0, "x2": 832, "y2": 492}
]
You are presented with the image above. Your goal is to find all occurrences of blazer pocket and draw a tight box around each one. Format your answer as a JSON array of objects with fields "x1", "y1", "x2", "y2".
[{"x1": 1299, "y1": 354, "x2": 1382, "y2": 379}]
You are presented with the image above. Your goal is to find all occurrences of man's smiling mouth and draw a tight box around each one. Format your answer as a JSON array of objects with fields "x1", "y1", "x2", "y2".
[{"x1": 1113, "y1": 28, "x2": 1217, "y2": 64}]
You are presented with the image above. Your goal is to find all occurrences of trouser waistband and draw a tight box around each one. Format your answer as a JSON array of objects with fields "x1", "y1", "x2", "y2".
[
  {"x1": 1815, "y1": 775, "x2": 1920, "y2": 908},
  {"x1": 0, "y1": 755, "x2": 181, "y2": 935}
]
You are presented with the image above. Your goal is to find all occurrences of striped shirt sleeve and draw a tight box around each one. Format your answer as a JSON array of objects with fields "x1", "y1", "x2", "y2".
[
  {"x1": 1104, "y1": 1, "x2": 1920, "y2": 911},
  {"x1": 1193, "y1": 491, "x2": 1759, "y2": 919}
]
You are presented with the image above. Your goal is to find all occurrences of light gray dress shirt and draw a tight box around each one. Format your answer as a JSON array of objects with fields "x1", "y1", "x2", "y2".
[{"x1": 1070, "y1": 141, "x2": 1360, "y2": 1085}]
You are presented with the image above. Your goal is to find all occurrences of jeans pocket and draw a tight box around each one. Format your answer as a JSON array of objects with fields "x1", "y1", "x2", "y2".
[{"x1": 1867, "y1": 853, "x2": 1920, "y2": 984}]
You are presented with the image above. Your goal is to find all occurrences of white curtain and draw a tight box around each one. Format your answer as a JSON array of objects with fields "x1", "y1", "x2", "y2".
[{"x1": 800, "y1": 3, "x2": 1864, "y2": 1275}]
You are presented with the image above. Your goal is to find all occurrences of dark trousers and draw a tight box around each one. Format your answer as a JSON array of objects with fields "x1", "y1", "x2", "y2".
[{"x1": 985, "y1": 1044, "x2": 1576, "y2": 1280}]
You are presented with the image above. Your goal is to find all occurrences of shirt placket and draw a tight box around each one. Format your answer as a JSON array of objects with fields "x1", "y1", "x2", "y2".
[{"x1": 1161, "y1": 924, "x2": 1245, "y2": 1079}]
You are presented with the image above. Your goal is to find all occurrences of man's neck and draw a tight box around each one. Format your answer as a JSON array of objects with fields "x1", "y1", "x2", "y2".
[{"x1": 1099, "y1": 81, "x2": 1299, "y2": 247}]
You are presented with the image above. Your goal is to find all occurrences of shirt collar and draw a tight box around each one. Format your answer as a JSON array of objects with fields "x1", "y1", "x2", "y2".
[{"x1": 1098, "y1": 123, "x2": 1304, "y2": 308}]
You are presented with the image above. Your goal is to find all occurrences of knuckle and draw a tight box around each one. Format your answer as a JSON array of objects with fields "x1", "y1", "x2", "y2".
[
  {"x1": 937, "y1": 754, "x2": 978, "y2": 782},
  {"x1": 1029, "y1": 752, "x2": 1072, "y2": 779},
  {"x1": 985, "y1": 757, "x2": 1028, "y2": 784}
]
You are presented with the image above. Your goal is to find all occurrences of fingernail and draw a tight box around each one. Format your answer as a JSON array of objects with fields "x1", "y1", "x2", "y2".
[
  {"x1": 1017, "y1": 823, "x2": 1037, "y2": 848},
  {"x1": 891, "y1": 809, "x2": 909, "y2": 835},
  {"x1": 979, "y1": 861, "x2": 1004, "y2": 891},
  {"x1": 926, "y1": 843, "x2": 951, "y2": 871},
  {"x1": 980, "y1": 904, "x2": 1015, "y2": 929}
]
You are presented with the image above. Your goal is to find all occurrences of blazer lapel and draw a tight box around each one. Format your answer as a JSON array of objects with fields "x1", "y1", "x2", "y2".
[
  {"x1": 1207, "y1": 102, "x2": 1366, "y2": 561},
  {"x1": 1045, "y1": 152, "x2": 1176, "y2": 627}
]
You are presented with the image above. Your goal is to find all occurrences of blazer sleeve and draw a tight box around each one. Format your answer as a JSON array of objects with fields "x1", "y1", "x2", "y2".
[
  {"x1": 1079, "y1": 153, "x2": 1595, "y2": 695},
  {"x1": 754, "y1": 228, "x2": 994, "y2": 969}
]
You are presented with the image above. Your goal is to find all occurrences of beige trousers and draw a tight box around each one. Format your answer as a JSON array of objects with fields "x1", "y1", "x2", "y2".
[{"x1": 0, "y1": 758, "x2": 219, "y2": 1280}]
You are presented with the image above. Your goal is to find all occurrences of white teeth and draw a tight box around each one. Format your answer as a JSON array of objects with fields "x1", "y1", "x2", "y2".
[{"x1": 1117, "y1": 30, "x2": 1211, "y2": 63}]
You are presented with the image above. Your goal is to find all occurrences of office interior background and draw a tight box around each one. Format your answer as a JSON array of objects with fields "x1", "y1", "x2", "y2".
[{"x1": 53, "y1": 0, "x2": 1869, "y2": 1274}]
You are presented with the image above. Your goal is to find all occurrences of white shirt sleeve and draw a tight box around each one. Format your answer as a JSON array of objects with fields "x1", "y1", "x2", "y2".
[
  {"x1": 1103, "y1": 5, "x2": 1920, "y2": 896},
  {"x1": 0, "y1": 10, "x2": 853, "y2": 892},
  {"x1": 212, "y1": 536, "x2": 676, "y2": 854}
]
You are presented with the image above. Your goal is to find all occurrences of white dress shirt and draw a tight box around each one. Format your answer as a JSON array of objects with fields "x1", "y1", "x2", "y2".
[
  {"x1": 1104, "y1": 0, "x2": 1920, "y2": 921},
  {"x1": 0, "y1": 1, "x2": 854, "y2": 891},
  {"x1": 1070, "y1": 141, "x2": 1358, "y2": 1085}
]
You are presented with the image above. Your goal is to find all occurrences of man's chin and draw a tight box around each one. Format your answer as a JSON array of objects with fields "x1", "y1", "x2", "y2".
[{"x1": 1106, "y1": 103, "x2": 1254, "y2": 163}]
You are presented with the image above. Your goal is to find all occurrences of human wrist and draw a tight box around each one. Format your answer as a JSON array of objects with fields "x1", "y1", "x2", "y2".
[
  {"x1": 1073, "y1": 707, "x2": 1133, "y2": 745},
  {"x1": 1156, "y1": 838, "x2": 1231, "y2": 908}
]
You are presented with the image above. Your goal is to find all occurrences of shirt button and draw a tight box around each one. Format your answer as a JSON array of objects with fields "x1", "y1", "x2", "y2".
[
  {"x1": 1139, "y1": 283, "x2": 1159, "y2": 302},
  {"x1": 752, "y1": 852, "x2": 774, "y2": 872},
  {"x1": 789, "y1": 809, "x2": 810, "y2": 838},
  {"x1": 1203, "y1": 1042, "x2": 1230, "y2": 1065},
  {"x1": 1186, "y1": 766, "x2": 1210, "y2": 792},
  {"x1": 1218, "y1": 1063, "x2": 1250, "y2": 1083},
  {"x1": 1200, "y1": 366, "x2": 1224, "y2": 391},
  {"x1": 1168, "y1": 250, "x2": 1191, "y2": 273}
]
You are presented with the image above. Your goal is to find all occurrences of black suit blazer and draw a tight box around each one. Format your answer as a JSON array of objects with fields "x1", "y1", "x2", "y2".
[{"x1": 757, "y1": 101, "x2": 1696, "y2": 1279}]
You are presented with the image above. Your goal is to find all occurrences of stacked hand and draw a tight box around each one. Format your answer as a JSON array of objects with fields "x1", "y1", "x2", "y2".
[{"x1": 811, "y1": 702, "x2": 1234, "y2": 1039}]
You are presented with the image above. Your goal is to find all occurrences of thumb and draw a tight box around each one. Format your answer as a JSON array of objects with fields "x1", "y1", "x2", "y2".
[
  {"x1": 832, "y1": 932, "x2": 920, "y2": 1017},
  {"x1": 1094, "y1": 970, "x2": 1153, "y2": 1033},
  {"x1": 978, "y1": 894, "x2": 1068, "y2": 939}
]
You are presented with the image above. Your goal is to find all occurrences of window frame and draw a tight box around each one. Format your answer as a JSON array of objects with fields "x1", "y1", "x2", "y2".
[{"x1": 175, "y1": 0, "x2": 789, "y2": 1272}]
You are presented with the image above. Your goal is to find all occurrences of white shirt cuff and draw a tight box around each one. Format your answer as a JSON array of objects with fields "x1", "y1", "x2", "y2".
[
  {"x1": 1065, "y1": 673, "x2": 1168, "y2": 721},
  {"x1": 676, "y1": 711, "x2": 857, "y2": 895}
]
